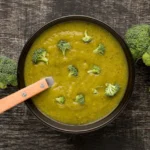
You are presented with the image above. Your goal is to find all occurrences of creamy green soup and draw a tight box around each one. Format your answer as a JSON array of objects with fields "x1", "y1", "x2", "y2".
[{"x1": 24, "y1": 21, "x2": 128, "y2": 125}]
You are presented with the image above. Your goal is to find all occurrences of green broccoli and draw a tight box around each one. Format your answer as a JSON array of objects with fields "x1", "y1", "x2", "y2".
[
  {"x1": 55, "y1": 96, "x2": 65, "y2": 104},
  {"x1": 0, "y1": 56, "x2": 17, "y2": 89},
  {"x1": 82, "y1": 31, "x2": 92, "y2": 43},
  {"x1": 125, "y1": 24, "x2": 150, "y2": 60},
  {"x1": 75, "y1": 94, "x2": 85, "y2": 105},
  {"x1": 32, "y1": 48, "x2": 48, "y2": 64},
  {"x1": 142, "y1": 46, "x2": 150, "y2": 66},
  {"x1": 0, "y1": 82, "x2": 7, "y2": 89},
  {"x1": 93, "y1": 44, "x2": 105, "y2": 55},
  {"x1": 105, "y1": 83, "x2": 120, "y2": 97},
  {"x1": 57, "y1": 40, "x2": 71, "y2": 56},
  {"x1": 92, "y1": 88, "x2": 98, "y2": 94},
  {"x1": 87, "y1": 65, "x2": 101, "y2": 75},
  {"x1": 68, "y1": 65, "x2": 78, "y2": 76},
  {"x1": 92, "y1": 86, "x2": 102, "y2": 94}
]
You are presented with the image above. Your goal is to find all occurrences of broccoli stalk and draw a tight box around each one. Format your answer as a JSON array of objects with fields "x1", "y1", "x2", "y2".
[
  {"x1": 55, "y1": 96, "x2": 65, "y2": 104},
  {"x1": 0, "y1": 56, "x2": 17, "y2": 89},
  {"x1": 32, "y1": 48, "x2": 48, "y2": 64},
  {"x1": 68, "y1": 65, "x2": 78, "y2": 76},
  {"x1": 75, "y1": 94, "x2": 85, "y2": 105},
  {"x1": 105, "y1": 83, "x2": 120, "y2": 97},
  {"x1": 125, "y1": 24, "x2": 150, "y2": 60},
  {"x1": 82, "y1": 31, "x2": 92, "y2": 43},
  {"x1": 93, "y1": 44, "x2": 105, "y2": 55},
  {"x1": 87, "y1": 65, "x2": 101, "y2": 75},
  {"x1": 57, "y1": 40, "x2": 71, "y2": 56}
]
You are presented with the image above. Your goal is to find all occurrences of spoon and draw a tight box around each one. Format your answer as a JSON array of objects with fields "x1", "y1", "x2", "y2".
[{"x1": 0, "y1": 77, "x2": 54, "y2": 114}]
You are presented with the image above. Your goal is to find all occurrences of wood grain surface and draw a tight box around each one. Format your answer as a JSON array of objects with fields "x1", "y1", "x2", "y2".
[{"x1": 0, "y1": 0, "x2": 150, "y2": 149}]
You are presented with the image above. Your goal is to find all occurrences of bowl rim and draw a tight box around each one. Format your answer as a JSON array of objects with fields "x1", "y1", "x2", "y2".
[{"x1": 17, "y1": 15, "x2": 135, "y2": 134}]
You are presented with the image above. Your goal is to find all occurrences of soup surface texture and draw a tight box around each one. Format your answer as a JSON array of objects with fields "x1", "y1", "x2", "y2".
[{"x1": 24, "y1": 21, "x2": 128, "y2": 125}]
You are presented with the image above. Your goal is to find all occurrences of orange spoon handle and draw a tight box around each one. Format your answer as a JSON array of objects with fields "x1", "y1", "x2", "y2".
[{"x1": 0, "y1": 77, "x2": 54, "y2": 114}]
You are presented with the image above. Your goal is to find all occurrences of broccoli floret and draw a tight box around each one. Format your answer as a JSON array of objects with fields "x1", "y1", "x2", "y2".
[
  {"x1": 87, "y1": 65, "x2": 101, "y2": 75},
  {"x1": 68, "y1": 65, "x2": 78, "y2": 76},
  {"x1": 0, "y1": 56, "x2": 17, "y2": 89},
  {"x1": 0, "y1": 82, "x2": 7, "y2": 89},
  {"x1": 125, "y1": 24, "x2": 150, "y2": 60},
  {"x1": 92, "y1": 88, "x2": 98, "y2": 94},
  {"x1": 105, "y1": 83, "x2": 120, "y2": 97},
  {"x1": 75, "y1": 94, "x2": 85, "y2": 105},
  {"x1": 0, "y1": 73, "x2": 17, "y2": 87},
  {"x1": 92, "y1": 86, "x2": 102, "y2": 94},
  {"x1": 55, "y1": 96, "x2": 65, "y2": 104},
  {"x1": 142, "y1": 46, "x2": 150, "y2": 66},
  {"x1": 57, "y1": 40, "x2": 71, "y2": 56},
  {"x1": 32, "y1": 48, "x2": 48, "y2": 64},
  {"x1": 82, "y1": 31, "x2": 92, "y2": 43},
  {"x1": 93, "y1": 44, "x2": 105, "y2": 55}
]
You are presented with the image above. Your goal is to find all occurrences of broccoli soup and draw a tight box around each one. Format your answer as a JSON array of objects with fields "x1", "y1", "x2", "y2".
[{"x1": 24, "y1": 21, "x2": 128, "y2": 125}]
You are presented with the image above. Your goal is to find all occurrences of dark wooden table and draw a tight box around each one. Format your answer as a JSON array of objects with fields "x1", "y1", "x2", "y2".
[{"x1": 0, "y1": 0, "x2": 150, "y2": 149}]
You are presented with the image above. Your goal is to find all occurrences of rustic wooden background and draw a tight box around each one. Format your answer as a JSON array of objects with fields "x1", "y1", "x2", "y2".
[{"x1": 0, "y1": 0, "x2": 150, "y2": 149}]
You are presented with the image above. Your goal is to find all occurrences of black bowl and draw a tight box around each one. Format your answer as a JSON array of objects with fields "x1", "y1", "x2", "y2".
[{"x1": 18, "y1": 15, "x2": 135, "y2": 134}]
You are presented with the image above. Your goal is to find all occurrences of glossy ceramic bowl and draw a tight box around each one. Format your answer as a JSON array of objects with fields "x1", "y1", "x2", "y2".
[{"x1": 18, "y1": 15, "x2": 135, "y2": 134}]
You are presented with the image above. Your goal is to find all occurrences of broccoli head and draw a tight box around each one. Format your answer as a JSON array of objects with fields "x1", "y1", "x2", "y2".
[
  {"x1": 125, "y1": 24, "x2": 150, "y2": 60},
  {"x1": 32, "y1": 48, "x2": 48, "y2": 64},
  {"x1": 68, "y1": 65, "x2": 78, "y2": 76},
  {"x1": 105, "y1": 83, "x2": 120, "y2": 97},
  {"x1": 55, "y1": 96, "x2": 65, "y2": 104},
  {"x1": 142, "y1": 46, "x2": 150, "y2": 66},
  {"x1": 87, "y1": 65, "x2": 101, "y2": 75},
  {"x1": 57, "y1": 40, "x2": 71, "y2": 56},
  {"x1": 82, "y1": 31, "x2": 92, "y2": 43},
  {"x1": 0, "y1": 56, "x2": 17, "y2": 89},
  {"x1": 93, "y1": 44, "x2": 105, "y2": 55},
  {"x1": 75, "y1": 94, "x2": 85, "y2": 105}
]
